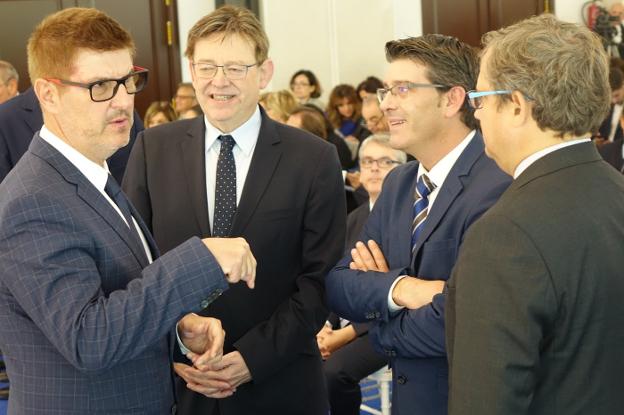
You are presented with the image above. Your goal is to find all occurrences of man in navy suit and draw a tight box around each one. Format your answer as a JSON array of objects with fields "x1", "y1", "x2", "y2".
[
  {"x1": 326, "y1": 35, "x2": 511, "y2": 415},
  {"x1": 0, "y1": 8, "x2": 256, "y2": 414},
  {"x1": 0, "y1": 86, "x2": 143, "y2": 184}
]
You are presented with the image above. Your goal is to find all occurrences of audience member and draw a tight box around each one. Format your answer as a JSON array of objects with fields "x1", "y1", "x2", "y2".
[
  {"x1": 288, "y1": 105, "x2": 352, "y2": 169},
  {"x1": 361, "y1": 95, "x2": 389, "y2": 133},
  {"x1": 356, "y1": 76, "x2": 383, "y2": 101},
  {"x1": 259, "y1": 89, "x2": 297, "y2": 122},
  {"x1": 327, "y1": 84, "x2": 370, "y2": 160},
  {"x1": 446, "y1": 14, "x2": 624, "y2": 415},
  {"x1": 144, "y1": 100, "x2": 176, "y2": 128},
  {"x1": 173, "y1": 81, "x2": 198, "y2": 115},
  {"x1": 326, "y1": 34, "x2": 510, "y2": 415},
  {"x1": 0, "y1": 61, "x2": 19, "y2": 104},
  {"x1": 178, "y1": 104, "x2": 204, "y2": 120},
  {"x1": 289, "y1": 69, "x2": 324, "y2": 109},
  {"x1": 321, "y1": 133, "x2": 406, "y2": 415},
  {"x1": 122, "y1": 6, "x2": 346, "y2": 414},
  {"x1": 0, "y1": 8, "x2": 256, "y2": 413}
]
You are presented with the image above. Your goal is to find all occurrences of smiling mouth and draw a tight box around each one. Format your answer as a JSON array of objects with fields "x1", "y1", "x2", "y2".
[
  {"x1": 388, "y1": 119, "x2": 406, "y2": 127},
  {"x1": 211, "y1": 94, "x2": 235, "y2": 101}
]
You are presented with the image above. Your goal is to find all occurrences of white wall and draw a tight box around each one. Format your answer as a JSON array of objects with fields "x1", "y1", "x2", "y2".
[
  {"x1": 176, "y1": 0, "x2": 419, "y2": 102},
  {"x1": 555, "y1": 0, "x2": 588, "y2": 23}
]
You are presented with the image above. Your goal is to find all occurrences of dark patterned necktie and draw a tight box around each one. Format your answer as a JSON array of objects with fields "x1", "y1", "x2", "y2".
[
  {"x1": 104, "y1": 174, "x2": 144, "y2": 244},
  {"x1": 213, "y1": 135, "x2": 237, "y2": 237},
  {"x1": 411, "y1": 174, "x2": 436, "y2": 253}
]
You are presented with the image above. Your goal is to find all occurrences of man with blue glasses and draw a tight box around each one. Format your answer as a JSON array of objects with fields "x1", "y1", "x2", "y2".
[
  {"x1": 447, "y1": 14, "x2": 624, "y2": 414},
  {"x1": 326, "y1": 34, "x2": 510, "y2": 415}
]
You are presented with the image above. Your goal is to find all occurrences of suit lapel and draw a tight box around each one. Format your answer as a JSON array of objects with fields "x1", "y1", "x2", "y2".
[
  {"x1": 230, "y1": 113, "x2": 282, "y2": 236},
  {"x1": 30, "y1": 135, "x2": 150, "y2": 268},
  {"x1": 412, "y1": 133, "x2": 485, "y2": 256},
  {"x1": 180, "y1": 117, "x2": 211, "y2": 237}
]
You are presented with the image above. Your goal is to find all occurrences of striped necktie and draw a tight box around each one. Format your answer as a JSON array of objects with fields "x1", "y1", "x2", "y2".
[{"x1": 411, "y1": 174, "x2": 436, "y2": 253}]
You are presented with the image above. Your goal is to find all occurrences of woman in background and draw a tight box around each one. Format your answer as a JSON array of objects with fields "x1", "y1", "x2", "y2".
[
  {"x1": 259, "y1": 90, "x2": 298, "y2": 123},
  {"x1": 289, "y1": 69, "x2": 324, "y2": 110},
  {"x1": 144, "y1": 101, "x2": 176, "y2": 128}
]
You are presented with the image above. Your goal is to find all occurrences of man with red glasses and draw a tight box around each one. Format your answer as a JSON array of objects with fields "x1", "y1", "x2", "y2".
[
  {"x1": 0, "y1": 8, "x2": 257, "y2": 414},
  {"x1": 326, "y1": 34, "x2": 511, "y2": 415}
]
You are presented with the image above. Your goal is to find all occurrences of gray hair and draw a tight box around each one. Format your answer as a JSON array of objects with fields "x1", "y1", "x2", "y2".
[
  {"x1": 0, "y1": 60, "x2": 18, "y2": 84},
  {"x1": 359, "y1": 133, "x2": 407, "y2": 164}
]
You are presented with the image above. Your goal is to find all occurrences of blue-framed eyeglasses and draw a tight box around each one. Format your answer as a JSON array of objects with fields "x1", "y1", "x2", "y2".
[
  {"x1": 377, "y1": 82, "x2": 448, "y2": 104},
  {"x1": 466, "y1": 90, "x2": 513, "y2": 109}
]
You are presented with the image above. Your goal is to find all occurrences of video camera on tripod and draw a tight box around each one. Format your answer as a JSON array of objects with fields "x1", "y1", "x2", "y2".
[{"x1": 583, "y1": 1, "x2": 621, "y2": 50}]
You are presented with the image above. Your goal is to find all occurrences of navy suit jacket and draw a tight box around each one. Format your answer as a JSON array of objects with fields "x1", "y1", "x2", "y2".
[
  {"x1": 0, "y1": 134, "x2": 228, "y2": 414},
  {"x1": 326, "y1": 133, "x2": 511, "y2": 415},
  {"x1": 0, "y1": 87, "x2": 143, "y2": 184}
]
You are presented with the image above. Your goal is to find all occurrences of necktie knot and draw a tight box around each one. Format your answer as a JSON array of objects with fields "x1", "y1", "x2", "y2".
[
  {"x1": 219, "y1": 135, "x2": 236, "y2": 152},
  {"x1": 416, "y1": 174, "x2": 436, "y2": 200}
]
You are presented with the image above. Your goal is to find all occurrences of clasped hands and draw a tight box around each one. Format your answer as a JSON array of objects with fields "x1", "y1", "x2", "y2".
[
  {"x1": 173, "y1": 237, "x2": 256, "y2": 398},
  {"x1": 349, "y1": 239, "x2": 445, "y2": 310}
]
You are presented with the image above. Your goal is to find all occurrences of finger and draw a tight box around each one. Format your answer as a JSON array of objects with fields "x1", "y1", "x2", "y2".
[
  {"x1": 350, "y1": 248, "x2": 368, "y2": 271},
  {"x1": 367, "y1": 240, "x2": 389, "y2": 272},
  {"x1": 185, "y1": 382, "x2": 236, "y2": 398},
  {"x1": 355, "y1": 241, "x2": 378, "y2": 271},
  {"x1": 178, "y1": 367, "x2": 233, "y2": 389}
]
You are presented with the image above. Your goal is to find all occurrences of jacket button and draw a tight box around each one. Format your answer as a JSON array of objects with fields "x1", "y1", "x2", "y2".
[{"x1": 397, "y1": 375, "x2": 407, "y2": 385}]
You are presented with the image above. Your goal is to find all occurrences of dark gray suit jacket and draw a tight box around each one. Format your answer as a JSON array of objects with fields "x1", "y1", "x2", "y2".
[
  {"x1": 447, "y1": 142, "x2": 624, "y2": 414},
  {"x1": 0, "y1": 134, "x2": 228, "y2": 414},
  {"x1": 122, "y1": 110, "x2": 346, "y2": 415}
]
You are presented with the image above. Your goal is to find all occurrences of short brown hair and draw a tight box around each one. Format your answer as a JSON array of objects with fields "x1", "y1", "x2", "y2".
[
  {"x1": 185, "y1": 5, "x2": 269, "y2": 63},
  {"x1": 290, "y1": 106, "x2": 328, "y2": 139},
  {"x1": 385, "y1": 35, "x2": 479, "y2": 130},
  {"x1": 27, "y1": 7, "x2": 134, "y2": 82},
  {"x1": 482, "y1": 14, "x2": 610, "y2": 138}
]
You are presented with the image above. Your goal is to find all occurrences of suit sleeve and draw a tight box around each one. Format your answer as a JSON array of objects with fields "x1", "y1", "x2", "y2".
[
  {"x1": 0, "y1": 129, "x2": 10, "y2": 184},
  {"x1": 446, "y1": 214, "x2": 557, "y2": 415},
  {"x1": 0, "y1": 191, "x2": 228, "y2": 374},
  {"x1": 233, "y1": 144, "x2": 347, "y2": 383},
  {"x1": 121, "y1": 131, "x2": 153, "y2": 231}
]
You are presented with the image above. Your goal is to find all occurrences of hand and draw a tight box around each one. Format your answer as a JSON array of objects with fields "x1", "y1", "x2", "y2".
[
  {"x1": 346, "y1": 171, "x2": 361, "y2": 189},
  {"x1": 344, "y1": 135, "x2": 359, "y2": 146},
  {"x1": 202, "y1": 237, "x2": 256, "y2": 288},
  {"x1": 178, "y1": 313, "x2": 224, "y2": 368},
  {"x1": 391, "y1": 276, "x2": 445, "y2": 309},
  {"x1": 317, "y1": 326, "x2": 357, "y2": 359},
  {"x1": 349, "y1": 240, "x2": 389, "y2": 272},
  {"x1": 175, "y1": 351, "x2": 252, "y2": 398}
]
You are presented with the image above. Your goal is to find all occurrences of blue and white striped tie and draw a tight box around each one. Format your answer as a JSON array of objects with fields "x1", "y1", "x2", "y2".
[{"x1": 411, "y1": 174, "x2": 436, "y2": 253}]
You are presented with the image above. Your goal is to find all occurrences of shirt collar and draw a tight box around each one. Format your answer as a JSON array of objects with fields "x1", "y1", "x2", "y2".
[
  {"x1": 417, "y1": 130, "x2": 476, "y2": 188},
  {"x1": 513, "y1": 138, "x2": 590, "y2": 179},
  {"x1": 39, "y1": 125, "x2": 110, "y2": 191},
  {"x1": 204, "y1": 105, "x2": 261, "y2": 156}
]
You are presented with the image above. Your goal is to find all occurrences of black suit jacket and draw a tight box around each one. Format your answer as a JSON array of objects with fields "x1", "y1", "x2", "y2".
[
  {"x1": 122, "y1": 110, "x2": 346, "y2": 415},
  {"x1": 447, "y1": 142, "x2": 624, "y2": 414},
  {"x1": 597, "y1": 104, "x2": 623, "y2": 142},
  {"x1": 0, "y1": 87, "x2": 143, "y2": 184}
]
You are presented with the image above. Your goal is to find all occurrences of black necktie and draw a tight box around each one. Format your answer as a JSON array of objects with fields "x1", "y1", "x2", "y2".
[
  {"x1": 104, "y1": 174, "x2": 141, "y2": 238},
  {"x1": 213, "y1": 135, "x2": 237, "y2": 237}
]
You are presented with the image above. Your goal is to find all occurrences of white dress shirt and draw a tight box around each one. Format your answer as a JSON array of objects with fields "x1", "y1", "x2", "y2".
[
  {"x1": 204, "y1": 106, "x2": 261, "y2": 233},
  {"x1": 513, "y1": 138, "x2": 590, "y2": 179},
  {"x1": 39, "y1": 125, "x2": 153, "y2": 263},
  {"x1": 387, "y1": 130, "x2": 476, "y2": 312}
]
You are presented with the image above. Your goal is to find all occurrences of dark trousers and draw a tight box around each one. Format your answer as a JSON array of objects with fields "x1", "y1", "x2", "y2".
[{"x1": 324, "y1": 334, "x2": 387, "y2": 415}]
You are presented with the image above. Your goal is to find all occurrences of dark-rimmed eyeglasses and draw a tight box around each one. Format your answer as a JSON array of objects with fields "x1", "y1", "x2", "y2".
[
  {"x1": 191, "y1": 62, "x2": 257, "y2": 80},
  {"x1": 360, "y1": 157, "x2": 400, "y2": 169},
  {"x1": 466, "y1": 90, "x2": 513, "y2": 109},
  {"x1": 376, "y1": 82, "x2": 448, "y2": 103},
  {"x1": 46, "y1": 66, "x2": 149, "y2": 103}
]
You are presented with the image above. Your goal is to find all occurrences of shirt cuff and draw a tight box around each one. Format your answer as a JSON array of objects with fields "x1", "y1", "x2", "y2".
[
  {"x1": 387, "y1": 275, "x2": 407, "y2": 312},
  {"x1": 176, "y1": 321, "x2": 192, "y2": 356}
]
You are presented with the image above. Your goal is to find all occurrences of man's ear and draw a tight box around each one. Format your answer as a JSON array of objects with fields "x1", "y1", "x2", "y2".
[
  {"x1": 443, "y1": 86, "x2": 467, "y2": 118},
  {"x1": 258, "y1": 59, "x2": 274, "y2": 90},
  {"x1": 7, "y1": 78, "x2": 18, "y2": 97},
  {"x1": 508, "y1": 90, "x2": 532, "y2": 127},
  {"x1": 34, "y1": 78, "x2": 61, "y2": 114}
]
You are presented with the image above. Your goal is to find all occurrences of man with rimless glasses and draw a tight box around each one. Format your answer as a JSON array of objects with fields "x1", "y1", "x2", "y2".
[
  {"x1": 326, "y1": 34, "x2": 511, "y2": 415},
  {"x1": 0, "y1": 8, "x2": 258, "y2": 414},
  {"x1": 122, "y1": 5, "x2": 346, "y2": 415}
]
